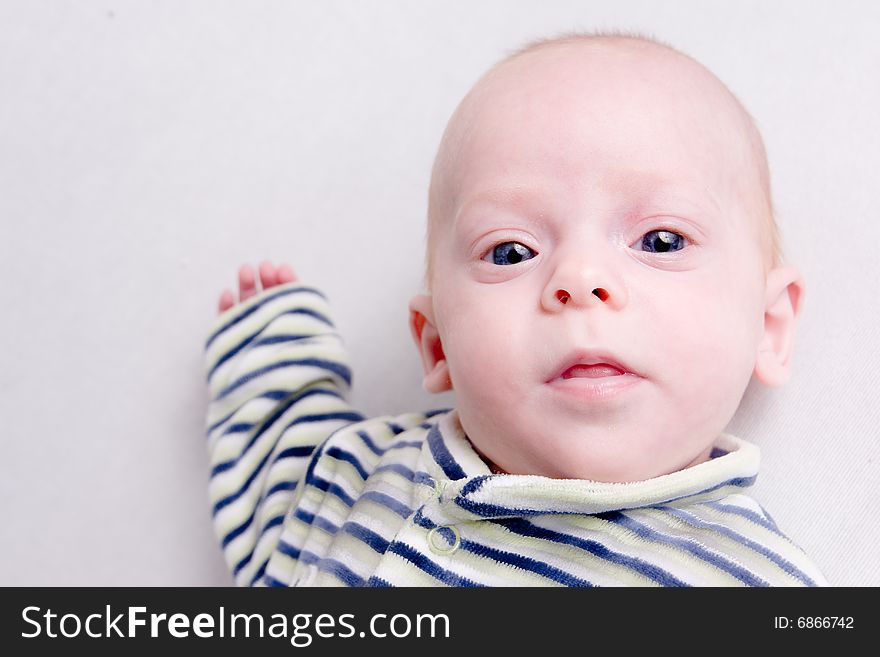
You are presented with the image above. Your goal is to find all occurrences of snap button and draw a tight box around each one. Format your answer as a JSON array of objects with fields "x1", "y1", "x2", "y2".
[{"x1": 427, "y1": 525, "x2": 460, "y2": 556}]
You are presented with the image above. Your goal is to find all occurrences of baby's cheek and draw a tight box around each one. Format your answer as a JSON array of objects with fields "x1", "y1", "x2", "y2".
[
  {"x1": 445, "y1": 311, "x2": 518, "y2": 395},
  {"x1": 674, "y1": 300, "x2": 759, "y2": 415}
]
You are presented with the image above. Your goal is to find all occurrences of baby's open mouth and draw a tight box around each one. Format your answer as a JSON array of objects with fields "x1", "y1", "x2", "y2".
[
  {"x1": 546, "y1": 351, "x2": 643, "y2": 402},
  {"x1": 546, "y1": 349, "x2": 640, "y2": 383},
  {"x1": 561, "y1": 364, "x2": 625, "y2": 379}
]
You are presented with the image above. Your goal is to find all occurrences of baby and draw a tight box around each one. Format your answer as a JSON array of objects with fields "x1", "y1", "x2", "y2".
[{"x1": 204, "y1": 33, "x2": 826, "y2": 586}]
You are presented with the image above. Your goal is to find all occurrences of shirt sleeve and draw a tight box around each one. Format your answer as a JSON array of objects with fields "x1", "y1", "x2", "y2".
[{"x1": 203, "y1": 282, "x2": 365, "y2": 585}]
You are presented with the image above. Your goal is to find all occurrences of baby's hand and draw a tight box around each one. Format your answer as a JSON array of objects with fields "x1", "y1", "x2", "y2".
[{"x1": 218, "y1": 261, "x2": 298, "y2": 314}]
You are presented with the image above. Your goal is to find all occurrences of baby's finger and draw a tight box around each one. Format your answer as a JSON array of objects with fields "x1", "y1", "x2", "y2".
[
  {"x1": 277, "y1": 264, "x2": 297, "y2": 284},
  {"x1": 218, "y1": 289, "x2": 234, "y2": 314},
  {"x1": 239, "y1": 264, "x2": 258, "y2": 302},
  {"x1": 259, "y1": 260, "x2": 278, "y2": 289}
]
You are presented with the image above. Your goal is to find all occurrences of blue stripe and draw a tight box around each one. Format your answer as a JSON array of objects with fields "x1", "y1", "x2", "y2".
[
  {"x1": 211, "y1": 460, "x2": 236, "y2": 477},
  {"x1": 374, "y1": 463, "x2": 418, "y2": 481},
  {"x1": 326, "y1": 446, "x2": 371, "y2": 480},
  {"x1": 411, "y1": 512, "x2": 595, "y2": 587},
  {"x1": 355, "y1": 430, "x2": 424, "y2": 457},
  {"x1": 660, "y1": 507, "x2": 816, "y2": 586},
  {"x1": 387, "y1": 421, "x2": 406, "y2": 435},
  {"x1": 284, "y1": 411, "x2": 364, "y2": 432},
  {"x1": 212, "y1": 448, "x2": 306, "y2": 516},
  {"x1": 208, "y1": 386, "x2": 347, "y2": 447},
  {"x1": 262, "y1": 389, "x2": 292, "y2": 400},
  {"x1": 264, "y1": 480, "x2": 298, "y2": 498},
  {"x1": 312, "y1": 556, "x2": 365, "y2": 587},
  {"x1": 222, "y1": 422, "x2": 254, "y2": 436},
  {"x1": 463, "y1": 539, "x2": 596, "y2": 587},
  {"x1": 214, "y1": 412, "x2": 354, "y2": 517},
  {"x1": 293, "y1": 507, "x2": 315, "y2": 525},
  {"x1": 212, "y1": 409, "x2": 362, "y2": 481},
  {"x1": 299, "y1": 551, "x2": 319, "y2": 564},
  {"x1": 366, "y1": 576, "x2": 393, "y2": 587},
  {"x1": 359, "y1": 491, "x2": 413, "y2": 518},
  {"x1": 232, "y1": 551, "x2": 252, "y2": 578},
  {"x1": 222, "y1": 509, "x2": 256, "y2": 548},
  {"x1": 386, "y1": 542, "x2": 484, "y2": 587},
  {"x1": 253, "y1": 334, "x2": 317, "y2": 347},
  {"x1": 286, "y1": 516, "x2": 390, "y2": 569},
  {"x1": 355, "y1": 431, "x2": 385, "y2": 456},
  {"x1": 220, "y1": 502, "x2": 284, "y2": 552},
  {"x1": 215, "y1": 358, "x2": 352, "y2": 401},
  {"x1": 275, "y1": 446, "x2": 314, "y2": 460},
  {"x1": 207, "y1": 409, "x2": 241, "y2": 436},
  {"x1": 342, "y1": 521, "x2": 391, "y2": 554},
  {"x1": 297, "y1": 550, "x2": 363, "y2": 585},
  {"x1": 704, "y1": 501, "x2": 782, "y2": 535},
  {"x1": 206, "y1": 388, "x2": 326, "y2": 435},
  {"x1": 208, "y1": 328, "x2": 328, "y2": 381},
  {"x1": 213, "y1": 446, "x2": 275, "y2": 516},
  {"x1": 293, "y1": 507, "x2": 346, "y2": 534},
  {"x1": 262, "y1": 514, "x2": 285, "y2": 533},
  {"x1": 758, "y1": 503, "x2": 778, "y2": 528},
  {"x1": 249, "y1": 560, "x2": 268, "y2": 587},
  {"x1": 264, "y1": 574, "x2": 287, "y2": 587},
  {"x1": 311, "y1": 513, "x2": 340, "y2": 536},
  {"x1": 496, "y1": 518, "x2": 687, "y2": 586},
  {"x1": 242, "y1": 514, "x2": 287, "y2": 578},
  {"x1": 601, "y1": 511, "x2": 770, "y2": 586},
  {"x1": 205, "y1": 285, "x2": 328, "y2": 350},
  {"x1": 306, "y1": 475, "x2": 358, "y2": 508},
  {"x1": 653, "y1": 475, "x2": 757, "y2": 506},
  {"x1": 454, "y1": 476, "x2": 546, "y2": 518},
  {"x1": 276, "y1": 539, "x2": 301, "y2": 560},
  {"x1": 225, "y1": 509, "x2": 293, "y2": 578},
  {"x1": 387, "y1": 439, "x2": 425, "y2": 450},
  {"x1": 427, "y1": 424, "x2": 466, "y2": 480}
]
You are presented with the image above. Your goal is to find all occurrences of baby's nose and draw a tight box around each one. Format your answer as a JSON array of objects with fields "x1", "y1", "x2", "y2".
[
  {"x1": 554, "y1": 288, "x2": 610, "y2": 305},
  {"x1": 541, "y1": 261, "x2": 626, "y2": 312}
]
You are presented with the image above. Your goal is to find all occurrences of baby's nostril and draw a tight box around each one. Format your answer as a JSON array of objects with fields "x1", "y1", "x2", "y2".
[
  {"x1": 592, "y1": 288, "x2": 609, "y2": 302},
  {"x1": 556, "y1": 290, "x2": 570, "y2": 304}
]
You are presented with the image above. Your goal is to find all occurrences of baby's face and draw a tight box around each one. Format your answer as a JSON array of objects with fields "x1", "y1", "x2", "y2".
[{"x1": 414, "y1": 42, "x2": 796, "y2": 482}]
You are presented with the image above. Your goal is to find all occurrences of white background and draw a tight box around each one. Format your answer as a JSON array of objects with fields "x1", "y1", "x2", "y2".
[{"x1": 1, "y1": 0, "x2": 877, "y2": 586}]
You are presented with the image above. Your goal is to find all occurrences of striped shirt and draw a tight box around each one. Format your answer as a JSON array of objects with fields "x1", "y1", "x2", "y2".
[{"x1": 204, "y1": 283, "x2": 826, "y2": 587}]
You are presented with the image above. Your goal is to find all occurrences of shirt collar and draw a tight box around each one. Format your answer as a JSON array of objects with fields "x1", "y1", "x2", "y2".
[{"x1": 419, "y1": 409, "x2": 760, "y2": 523}]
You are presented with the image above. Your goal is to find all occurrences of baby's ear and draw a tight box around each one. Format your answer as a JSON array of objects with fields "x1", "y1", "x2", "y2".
[
  {"x1": 754, "y1": 265, "x2": 805, "y2": 386},
  {"x1": 408, "y1": 294, "x2": 452, "y2": 393}
]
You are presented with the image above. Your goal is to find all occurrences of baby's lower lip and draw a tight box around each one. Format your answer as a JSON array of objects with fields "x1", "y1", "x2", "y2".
[
  {"x1": 548, "y1": 370, "x2": 643, "y2": 402},
  {"x1": 562, "y1": 364, "x2": 624, "y2": 379}
]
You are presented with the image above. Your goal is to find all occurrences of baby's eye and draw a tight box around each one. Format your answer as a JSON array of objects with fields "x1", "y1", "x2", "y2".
[
  {"x1": 486, "y1": 241, "x2": 537, "y2": 266},
  {"x1": 635, "y1": 230, "x2": 689, "y2": 253}
]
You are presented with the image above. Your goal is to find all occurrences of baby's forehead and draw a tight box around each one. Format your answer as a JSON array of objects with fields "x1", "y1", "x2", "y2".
[
  {"x1": 459, "y1": 56, "x2": 741, "y2": 188},
  {"x1": 469, "y1": 41, "x2": 751, "y2": 155}
]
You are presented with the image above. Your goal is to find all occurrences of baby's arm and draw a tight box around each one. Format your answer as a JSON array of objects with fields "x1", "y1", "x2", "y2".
[{"x1": 205, "y1": 262, "x2": 364, "y2": 585}]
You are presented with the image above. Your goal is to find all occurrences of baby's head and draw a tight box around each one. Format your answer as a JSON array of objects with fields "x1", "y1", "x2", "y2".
[{"x1": 409, "y1": 33, "x2": 803, "y2": 482}]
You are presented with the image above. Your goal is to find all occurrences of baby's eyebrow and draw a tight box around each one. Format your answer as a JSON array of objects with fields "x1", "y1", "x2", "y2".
[
  {"x1": 452, "y1": 191, "x2": 552, "y2": 241},
  {"x1": 636, "y1": 190, "x2": 722, "y2": 220},
  {"x1": 454, "y1": 178, "x2": 721, "y2": 232},
  {"x1": 600, "y1": 171, "x2": 724, "y2": 216},
  {"x1": 456, "y1": 186, "x2": 547, "y2": 215}
]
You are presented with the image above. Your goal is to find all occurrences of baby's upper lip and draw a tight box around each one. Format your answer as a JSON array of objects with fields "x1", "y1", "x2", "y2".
[{"x1": 546, "y1": 349, "x2": 642, "y2": 382}]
